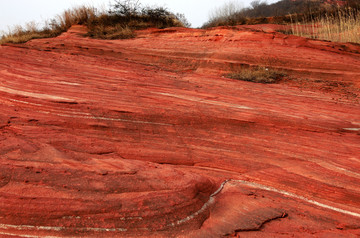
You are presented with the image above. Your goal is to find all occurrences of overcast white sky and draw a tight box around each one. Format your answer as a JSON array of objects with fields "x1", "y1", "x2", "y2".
[{"x1": 0, "y1": 0, "x2": 280, "y2": 34}]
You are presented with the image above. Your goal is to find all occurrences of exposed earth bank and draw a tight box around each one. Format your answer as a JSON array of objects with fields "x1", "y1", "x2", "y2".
[{"x1": 0, "y1": 25, "x2": 360, "y2": 237}]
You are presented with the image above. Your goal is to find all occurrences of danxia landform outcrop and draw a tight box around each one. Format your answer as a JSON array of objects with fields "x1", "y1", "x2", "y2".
[{"x1": 0, "y1": 25, "x2": 359, "y2": 237}]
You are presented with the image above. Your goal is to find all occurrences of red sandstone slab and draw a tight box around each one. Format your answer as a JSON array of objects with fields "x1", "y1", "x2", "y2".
[{"x1": 0, "y1": 25, "x2": 359, "y2": 237}]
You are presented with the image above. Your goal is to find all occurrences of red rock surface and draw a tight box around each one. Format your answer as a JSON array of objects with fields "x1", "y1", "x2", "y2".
[{"x1": 0, "y1": 25, "x2": 360, "y2": 237}]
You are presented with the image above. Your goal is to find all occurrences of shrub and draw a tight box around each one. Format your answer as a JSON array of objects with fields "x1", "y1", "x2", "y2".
[
  {"x1": 107, "y1": 1, "x2": 187, "y2": 28},
  {"x1": 110, "y1": 0, "x2": 142, "y2": 17},
  {"x1": 226, "y1": 66, "x2": 286, "y2": 84}
]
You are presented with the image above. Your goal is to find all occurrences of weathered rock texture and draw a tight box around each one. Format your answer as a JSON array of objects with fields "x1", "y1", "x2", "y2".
[{"x1": 0, "y1": 25, "x2": 359, "y2": 237}]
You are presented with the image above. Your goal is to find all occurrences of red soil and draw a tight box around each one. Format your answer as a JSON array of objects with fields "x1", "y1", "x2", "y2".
[{"x1": 0, "y1": 25, "x2": 359, "y2": 237}]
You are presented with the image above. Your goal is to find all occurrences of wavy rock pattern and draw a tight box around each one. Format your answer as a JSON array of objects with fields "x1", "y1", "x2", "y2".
[{"x1": 0, "y1": 25, "x2": 360, "y2": 237}]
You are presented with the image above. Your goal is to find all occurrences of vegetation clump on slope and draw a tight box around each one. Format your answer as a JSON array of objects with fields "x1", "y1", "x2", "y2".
[
  {"x1": 227, "y1": 66, "x2": 287, "y2": 84},
  {"x1": 0, "y1": 6, "x2": 97, "y2": 44},
  {"x1": 0, "y1": 0, "x2": 190, "y2": 44}
]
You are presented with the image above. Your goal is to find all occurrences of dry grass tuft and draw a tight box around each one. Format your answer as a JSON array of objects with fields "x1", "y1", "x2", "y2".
[
  {"x1": 88, "y1": 25, "x2": 135, "y2": 39},
  {"x1": 1, "y1": 6, "x2": 97, "y2": 44},
  {"x1": 289, "y1": 8, "x2": 360, "y2": 44},
  {"x1": 0, "y1": 25, "x2": 53, "y2": 44},
  {"x1": 227, "y1": 67, "x2": 286, "y2": 84}
]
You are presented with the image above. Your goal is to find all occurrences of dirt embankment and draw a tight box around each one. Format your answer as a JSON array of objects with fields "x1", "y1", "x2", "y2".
[{"x1": 0, "y1": 25, "x2": 360, "y2": 237}]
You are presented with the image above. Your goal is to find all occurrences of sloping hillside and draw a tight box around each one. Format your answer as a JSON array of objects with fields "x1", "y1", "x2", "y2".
[{"x1": 0, "y1": 25, "x2": 359, "y2": 237}]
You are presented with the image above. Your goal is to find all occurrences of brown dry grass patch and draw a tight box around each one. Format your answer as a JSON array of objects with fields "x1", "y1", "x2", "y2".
[
  {"x1": 1, "y1": 6, "x2": 97, "y2": 44},
  {"x1": 227, "y1": 67, "x2": 286, "y2": 84},
  {"x1": 290, "y1": 8, "x2": 360, "y2": 43}
]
